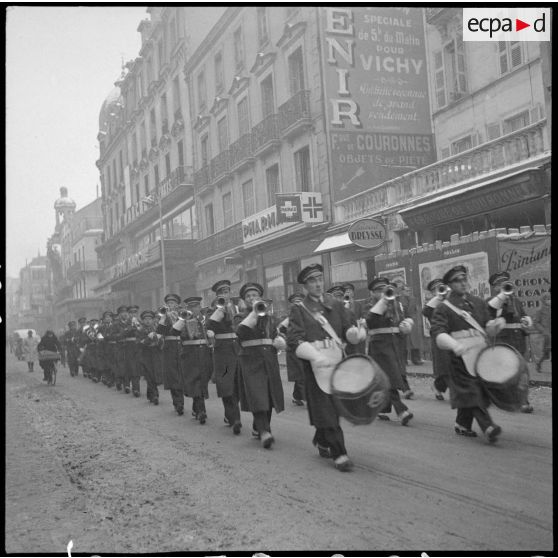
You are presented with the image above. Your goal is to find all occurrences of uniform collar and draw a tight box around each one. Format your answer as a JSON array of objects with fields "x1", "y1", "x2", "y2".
[{"x1": 305, "y1": 293, "x2": 333, "y2": 311}]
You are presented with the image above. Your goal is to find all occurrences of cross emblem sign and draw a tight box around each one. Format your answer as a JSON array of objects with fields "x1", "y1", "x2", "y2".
[
  {"x1": 280, "y1": 200, "x2": 298, "y2": 219},
  {"x1": 302, "y1": 196, "x2": 323, "y2": 219}
]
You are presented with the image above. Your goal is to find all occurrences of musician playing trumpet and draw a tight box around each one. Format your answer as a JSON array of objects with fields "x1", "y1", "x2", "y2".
[
  {"x1": 365, "y1": 277, "x2": 414, "y2": 425},
  {"x1": 422, "y1": 279, "x2": 451, "y2": 401},
  {"x1": 236, "y1": 283, "x2": 285, "y2": 449},
  {"x1": 112, "y1": 306, "x2": 137, "y2": 394},
  {"x1": 156, "y1": 294, "x2": 185, "y2": 415},
  {"x1": 136, "y1": 310, "x2": 164, "y2": 406},
  {"x1": 342, "y1": 283, "x2": 366, "y2": 356},
  {"x1": 487, "y1": 271, "x2": 533, "y2": 413}
]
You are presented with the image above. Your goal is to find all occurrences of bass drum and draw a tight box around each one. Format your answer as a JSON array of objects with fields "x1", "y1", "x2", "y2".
[
  {"x1": 330, "y1": 354, "x2": 391, "y2": 425},
  {"x1": 474, "y1": 343, "x2": 528, "y2": 412}
]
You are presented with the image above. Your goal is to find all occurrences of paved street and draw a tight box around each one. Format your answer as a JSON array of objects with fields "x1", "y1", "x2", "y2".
[{"x1": 5, "y1": 353, "x2": 553, "y2": 554}]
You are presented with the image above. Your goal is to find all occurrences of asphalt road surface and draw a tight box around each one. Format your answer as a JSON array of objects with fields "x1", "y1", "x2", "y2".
[{"x1": 5, "y1": 354, "x2": 553, "y2": 554}]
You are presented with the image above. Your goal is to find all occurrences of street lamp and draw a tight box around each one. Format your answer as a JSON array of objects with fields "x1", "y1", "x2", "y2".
[{"x1": 142, "y1": 193, "x2": 167, "y2": 296}]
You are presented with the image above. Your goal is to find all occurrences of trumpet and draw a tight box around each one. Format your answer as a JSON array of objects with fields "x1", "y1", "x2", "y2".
[
  {"x1": 158, "y1": 306, "x2": 168, "y2": 317},
  {"x1": 383, "y1": 286, "x2": 396, "y2": 301},
  {"x1": 179, "y1": 309, "x2": 193, "y2": 320},
  {"x1": 216, "y1": 296, "x2": 227, "y2": 309},
  {"x1": 254, "y1": 300, "x2": 268, "y2": 317},
  {"x1": 436, "y1": 285, "x2": 450, "y2": 296},
  {"x1": 501, "y1": 281, "x2": 514, "y2": 295},
  {"x1": 131, "y1": 316, "x2": 141, "y2": 329},
  {"x1": 343, "y1": 294, "x2": 351, "y2": 302}
]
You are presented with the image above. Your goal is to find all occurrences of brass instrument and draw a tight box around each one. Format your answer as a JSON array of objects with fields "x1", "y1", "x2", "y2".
[
  {"x1": 254, "y1": 300, "x2": 268, "y2": 317},
  {"x1": 179, "y1": 309, "x2": 194, "y2": 320},
  {"x1": 343, "y1": 294, "x2": 351, "y2": 302},
  {"x1": 216, "y1": 297, "x2": 227, "y2": 309},
  {"x1": 437, "y1": 285, "x2": 450, "y2": 296},
  {"x1": 502, "y1": 281, "x2": 514, "y2": 295},
  {"x1": 383, "y1": 286, "x2": 396, "y2": 301},
  {"x1": 158, "y1": 306, "x2": 168, "y2": 317}
]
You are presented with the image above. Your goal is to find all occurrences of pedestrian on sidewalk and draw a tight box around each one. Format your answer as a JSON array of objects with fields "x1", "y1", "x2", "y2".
[
  {"x1": 37, "y1": 330, "x2": 62, "y2": 383},
  {"x1": 236, "y1": 283, "x2": 285, "y2": 449},
  {"x1": 22, "y1": 330, "x2": 38, "y2": 372},
  {"x1": 533, "y1": 291, "x2": 551, "y2": 373},
  {"x1": 422, "y1": 279, "x2": 451, "y2": 401},
  {"x1": 366, "y1": 277, "x2": 414, "y2": 425},
  {"x1": 430, "y1": 265, "x2": 506, "y2": 443}
]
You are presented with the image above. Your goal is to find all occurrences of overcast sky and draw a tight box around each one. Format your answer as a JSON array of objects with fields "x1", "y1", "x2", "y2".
[{"x1": 5, "y1": 6, "x2": 151, "y2": 277}]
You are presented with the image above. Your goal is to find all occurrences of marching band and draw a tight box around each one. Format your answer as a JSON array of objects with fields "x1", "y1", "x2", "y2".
[{"x1": 53, "y1": 263, "x2": 532, "y2": 472}]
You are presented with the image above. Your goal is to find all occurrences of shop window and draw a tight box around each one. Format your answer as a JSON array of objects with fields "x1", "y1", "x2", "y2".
[
  {"x1": 294, "y1": 146, "x2": 311, "y2": 191},
  {"x1": 288, "y1": 47, "x2": 305, "y2": 96},
  {"x1": 266, "y1": 164, "x2": 280, "y2": 208},
  {"x1": 234, "y1": 26, "x2": 244, "y2": 70},
  {"x1": 499, "y1": 41, "x2": 522, "y2": 75},
  {"x1": 222, "y1": 192, "x2": 234, "y2": 228},
  {"x1": 265, "y1": 264, "x2": 285, "y2": 316},
  {"x1": 242, "y1": 179, "x2": 255, "y2": 217},
  {"x1": 283, "y1": 260, "x2": 300, "y2": 300}
]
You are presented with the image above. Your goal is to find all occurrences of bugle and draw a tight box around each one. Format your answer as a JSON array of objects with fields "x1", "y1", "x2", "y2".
[
  {"x1": 383, "y1": 286, "x2": 396, "y2": 301},
  {"x1": 216, "y1": 297, "x2": 227, "y2": 309},
  {"x1": 502, "y1": 281, "x2": 514, "y2": 295},
  {"x1": 254, "y1": 300, "x2": 268, "y2": 317},
  {"x1": 437, "y1": 285, "x2": 450, "y2": 296}
]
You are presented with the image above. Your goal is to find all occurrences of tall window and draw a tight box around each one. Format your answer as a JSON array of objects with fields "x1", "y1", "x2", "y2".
[
  {"x1": 265, "y1": 164, "x2": 280, "y2": 207},
  {"x1": 173, "y1": 76, "x2": 181, "y2": 118},
  {"x1": 135, "y1": 183, "x2": 140, "y2": 204},
  {"x1": 234, "y1": 26, "x2": 244, "y2": 70},
  {"x1": 154, "y1": 165, "x2": 160, "y2": 188},
  {"x1": 499, "y1": 41, "x2": 522, "y2": 74},
  {"x1": 242, "y1": 179, "x2": 255, "y2": 217},
  {"x1": 150, "y1": 109, "x2": 157, "y2": 146},
  {"x1": 200, "y1": 135, "x2": 209, "y2": 166},
  {"x1": 177, "y1": 139, "x2": 185, "y2": 167},
  {"x1": 215, "y1": 51, "x2": 224, "y2": 93},
  {"x1": 197, "y1": 70, "x2": 207, "y2": 110},
  {"x1": 294, "y1": 146, "x2": 311, "y2": 191},
  {"x1": 158, "y1": 38, "x2": 165, "y2": 71},
  {"x1": 106, "y1": 170, "x2": 111, "y2": 193},
  {"x1": 288, "y1": 47, "x2": 305, "y2": 95},
  {"x1": 165, "y1": 154, "x2": 171, "y2": 177},
  {"x1": 140, "y1": 122, "x2": 147, "y2": 152},
  {"x1": 237, "y1": 97, "x2": 250, "y2": 136},
  {"x1": 222, "y1": 192, "x2": 233, "y2": 228},
  {"x1": 503, "y1": 110, "x2": 530, "y2": 134},
  {"x1": 112, "y1": 160, "x2": 117, "y2": 187},
  {"x1": 433, "y1": 33, "x2": 467, "y2": 109},
  {"x1": 132, "y1": 133, "x2": 138, "y2": 163},
  {"x1": 257, "y1": 7, "x2": 269, "y2": 47},
  {"x1": 217, "y1": 116, "x2": 229, "y2": 152},
  {"x1": 161, "y1": 93, "x2": 169, "y2": 133},
  {"x1": 119, "y1": 150, "x2": 124, "y2": 181},
  {"x1": 261, "y1": 74, "x2": 275, "y2": 118},
  {"x1": 204, "y1": 203, "x2": 215, "y2": 236},
  {"x1": 144, "y1": 175, "x2": 149, "y2": 195}
]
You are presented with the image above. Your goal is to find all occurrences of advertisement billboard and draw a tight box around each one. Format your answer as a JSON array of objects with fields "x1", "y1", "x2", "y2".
[{"x1": 320, "y1": 7, "x2": 436, "y2": 202}]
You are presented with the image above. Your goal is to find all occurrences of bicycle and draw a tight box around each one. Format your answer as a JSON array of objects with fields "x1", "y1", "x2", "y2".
[{"x1": 48, "y1": 361, "x2": 57, "y2": 386}]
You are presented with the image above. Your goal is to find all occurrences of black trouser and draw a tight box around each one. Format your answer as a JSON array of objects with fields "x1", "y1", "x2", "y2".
[
  {"x1": 130, "y1": 376, "x2": 140, "y2": 394},
  {"x1": 170, "y1": 388, "x2": 184, "y2": 410},
  {"x1": 68, "y1": 359, "x2": 79, "y2": 377},
  {"x1": 382, "y1": 388, "x2": 408, "y2": 415},
  {"x1": 253, "y1": 410, "x2": 272, "y2": 435},
  {"x1": 146, "y1": 379, "x2": 159, "y2": 402},
  {"x1": 222, "y1": 395, "x2": 241, "y2": 426},
  {"x1": 292, "y1": 379, "x2": 305, "y2": 401},
  {"x1": 456, "y1": 407, "x2": 493, "y2": 432},
  {"x1": 27, "y1": 361, "x2": 34, "y2": 371},
  {"x1": 192, "y1": 396, "x2": 206, "y2": 416},
  {"x1": 313, "y1": 427, "x2": 347, "y2": 460},
  {"x1": 434, "y1": 375, "x2": 449, "y2": 393}
]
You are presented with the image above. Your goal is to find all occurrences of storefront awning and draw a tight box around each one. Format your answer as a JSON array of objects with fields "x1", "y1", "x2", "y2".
[
  {"x1": 313, "y1": 232, "x2": 352, "y2": 253},
  {"x1": 399, "y1": 166, "x2": 546, "y2": 230}
]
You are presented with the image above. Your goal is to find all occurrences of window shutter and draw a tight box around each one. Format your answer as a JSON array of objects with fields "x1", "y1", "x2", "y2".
[
  {"x1": 510, "y1": 42, "x2": 522, "y2": 68},
  {"x1": 486, "y1": 123, "x2": 501, "y2": 141},
  {"x1": 498, "y1": 42, "x2": 508, "y2": 74},
  {"x1": 434, "y1": 50, "x2": 446, "y2": 108}
]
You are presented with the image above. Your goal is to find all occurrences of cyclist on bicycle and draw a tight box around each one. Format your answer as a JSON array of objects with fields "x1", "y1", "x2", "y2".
[{"x1": 38, "y1": 330, "x2": 63, "y2": 383}]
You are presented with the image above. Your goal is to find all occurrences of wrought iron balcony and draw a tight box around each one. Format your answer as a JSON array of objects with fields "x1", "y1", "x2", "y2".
[
  {"x1": 209, "y1": 150, "x2": 231, "y2": 184},
  {"x1": 66, "y1": 260, "x2": 100, "y2": 282},
  {"x1": 194, "y1": 166, "x2": 210, "y2": 190},
  {"x1": 195, "y1": 222, "x2": 243, "y2": 260},
  {"x1": 278, "y1": 90, "x2": 311, "y2": 137},
  {"x1": 335, "y1": 119, "x2": 549, "y2": 224},
  {"x1": 252, "y1": 114, "x2": 281, "y2": 155},
  {"x1": 229, "y1": 133, "x2": 254, "y2": 170},
  {"x1": 158, "y1": 165, "x2": 194, "y2": 199}
]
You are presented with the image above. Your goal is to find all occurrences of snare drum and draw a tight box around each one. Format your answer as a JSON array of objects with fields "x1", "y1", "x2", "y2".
[
  {"x1": 474, "y1": 344, "x2": 527, "y2": 412},
  {"x1": 330, "y1": 354, "x2": 391, "y2": 425}
]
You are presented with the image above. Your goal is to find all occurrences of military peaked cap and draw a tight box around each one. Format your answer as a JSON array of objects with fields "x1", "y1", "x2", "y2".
[
  {"x1": 211, "y1": 279, "x2": 231, "y2": 293},
  {"x1": 140, "y1": 310, "x2": 155, "y2": 319},
  {"x1": 442, "y1": 265, "x2": 467, "y2": 284},
  {"x1": 164, "y1": 293, "x2": 181, "y2": 304},
  {"x1": 184, "y1": 296, "x2": 203, "y2": 306},
  {"x1": 489, "y1": 271, "x2": 511, "y2": 286},
  {"x1": 426, "y1": 278, "x2": 445, "y2": 292},
  {"x1": 116, "y1": 305, "x2": 128, "y2": 314},
  {"x1": 297, "y1": 263, "x2": 323, "y2": 284},
  {"x1": 368, "y1": 277, "x2": 389, "y2": 291},
  {"x1": 239, "y1": 282, "x2": 264, "y2": 299}
]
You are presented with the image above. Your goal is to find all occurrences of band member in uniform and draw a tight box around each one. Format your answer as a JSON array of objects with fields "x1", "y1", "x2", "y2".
[
  {"x1": 326, "y1": 285, "x2": 345, "y2": 301},
  {"x1": 90, "y1": 317, "x2": 104, "y2": 383},
  {"x1": 179, "y1": 297, "x2": 212, "y2": 424},
  {"x1": 487, "y1": 271, "x2": 533, "y2": 413},
  {"x1": 126, "y1": 305, "x2": 143, "y2": 397},
  {"x1": 287, "y1": 264, "x2": 364, "y2": 471},
  {"x1": 206, "y1": 280, "x2": 242, "y2": 434},
  {"x1": 430, "y1": 265, "x2": 506, "y2": 442},
  {"x1": 136, "y1": 310, "x2": 163, "y2": 405},
  {"x1": 342, "y1": 282, "x2": 366, "y2": 355},
  {"x1": 278, "y1": 292, "x2": 306, "y2": 406},
  {"x1": 62, "y1": 321, "x2": 81, "y2": 377},
  {"x1": 98, "y1": 311, "x2": 115, "y2": 387},
  {"x1": 366, "y1": 278, "x2": 414, "y2": 425},
  {"x1": 422, "y1": 279, "x2": 451, "y2": 401},
  {"x1": 112, "y1": 305, "x2": 136, "y2": 394},
  {"x1": 236, "y1": 283, "x2": 285, "y2": 449},
  {"x1": 533, "y1": 291, "x2": 551, "y2": 372},
  {"x1": 157, "y1": 294, "x2": 185, "y2": 415}
]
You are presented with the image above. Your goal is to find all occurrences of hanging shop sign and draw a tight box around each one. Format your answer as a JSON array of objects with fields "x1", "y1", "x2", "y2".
[{"x1": 348, "y1": 218, "x2": 387, "y2": 248}]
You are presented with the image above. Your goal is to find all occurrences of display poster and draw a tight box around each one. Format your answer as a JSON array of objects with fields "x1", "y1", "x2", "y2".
[{"x1": 320, "y1": 7, "x2": 435, "y2": 202}]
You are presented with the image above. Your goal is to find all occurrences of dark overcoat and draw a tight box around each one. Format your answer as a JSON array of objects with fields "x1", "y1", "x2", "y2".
[
  {"x1": 287, "y1": 293, "x2": 352, "y2": 428},
  {"x1": 62, "y1": 331, "x2": 81, "y2": 365},
  {"x1": 366, "y1": 301, "x2": 408, "y2": 390},
  {"x1": 487, "y1": 296, "x2": 527, "y2": 355},
  {"x1": 236, "y1": 314, "x2": 285, "y2": 414},
  {"x1": 113, "y1": 318, "x2": 139, "y2": 380},
  {"x1": 430, "y1": 292, "x2": 491, "y2": 409},
  {"x1": 422, "y1": 305, "x2": 452, "y2": 379},
  {"x1": 179, "y1": 316, "x2": 212, "y2": 399},
  {"x1": 207, "y1": 304, "x2": 240, "y2": 398},
  {"x1": 156, "y1": 319, "x2": 182, "y2": 390},
  {"x1": 135, "y1": 323, "x2": 162, "y2": 386}
]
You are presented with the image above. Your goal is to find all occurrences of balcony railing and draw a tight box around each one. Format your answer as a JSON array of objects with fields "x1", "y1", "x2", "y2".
[
  {"x1": 194, "y1": 166, "x2": 210, "y2": 190},
  {"x1": 158, "y1": 165, "x2": 194, "y2": 199},
  {"x1": 278, "y1": 90, "x2": 311, "y2": 136},
  {"x1": 209, "y1": 150, "x2": 230, "y2": 183},
  {"x1": 252, "y1": 114, "x2": 280, "y2": 154},
  {"x1": 335, "y1": 119, "x2": 548, "y2": 224},
  {"x1": 195, "y1": 222, "x2": 244, "y2": 260},
  {"x1": 229, "y1": 133, "x2": 254, "y2": 169}
]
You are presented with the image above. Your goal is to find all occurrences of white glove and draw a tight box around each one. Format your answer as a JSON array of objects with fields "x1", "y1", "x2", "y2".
[
  {"x1": 427, "y1": 297, "x2": 443, "y2": 308},
  {"x1": 488, "y1": 292, "x2": 509, "y2": 310},
  {"x1": 240, "y1": 312, "x2": 258, "y2": 328},
  {"x1": 209, "y1": 308, "x2": 225, "y2": 322},
  {"x1": 345, "y1": 326, "x2": 361, "y2": 345},
  {"x1": 357, "y1": 326, "x2": 367, "y2": 342},
  {"x1": 272, "y1": 336, "x2": 287, "y2": 351},
  {"x1": 398, "y1": 318, "x2": 413, "y2": 334},
  {"x1": 295, "y1": 341, "x2": 322, "y2": 362},
  {"x1": 172, "y1": 318, "x2": 186, "y2": 332},
  {"x1": 206, "y1": 329, "x2": 215, "y2": 339},
  {"x1": 520, "y1": 316, "x2": 533, "y2": 328},
  {"x1": 148, "y1": 332, "x2": 157, "y2": 340},
  {"x1": 370, "y1": 298, "x2": 388, "y2": 315},
  {"x1": 486, "y1": 317, "x2": 506, "y2": 337},
  {"x1": 436, "y1": 332, "x2": 465, "y2": 355}
]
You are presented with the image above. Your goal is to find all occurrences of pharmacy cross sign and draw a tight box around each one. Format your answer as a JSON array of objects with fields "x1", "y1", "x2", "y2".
[
  {"x1": 302, "y1": 194, "x2": 323, "y2": 221},
  {"x1": 280, "y1": 200, "x2": 299, "y2": 220}
]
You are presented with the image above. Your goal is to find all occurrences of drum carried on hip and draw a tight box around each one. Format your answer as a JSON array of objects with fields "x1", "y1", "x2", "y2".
[
  {"x1": 330, "y1": 354, "x2": 390, "y2": 425},
  {"x1": 474, "y1": 343, "x2": 528, "y2": 412}
]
